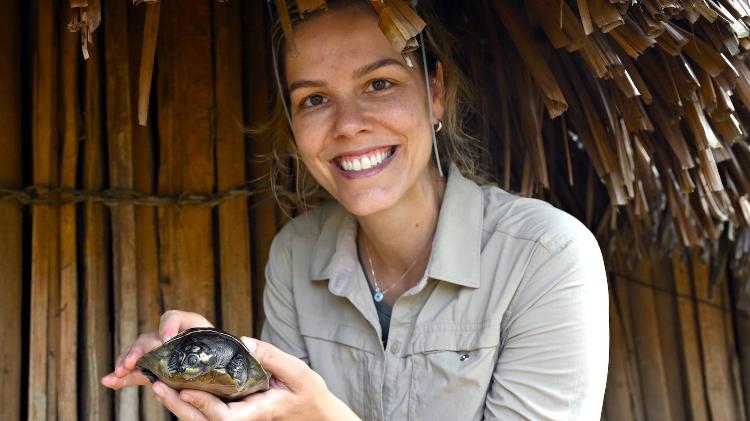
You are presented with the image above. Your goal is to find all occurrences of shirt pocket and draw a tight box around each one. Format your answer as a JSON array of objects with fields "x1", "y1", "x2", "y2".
[
  {"x1": 406, "y1": 324, "x2": 501, "y2": 421},
  {"x1": 299, "y1": 316, "x2": 378, "y2": 419}
]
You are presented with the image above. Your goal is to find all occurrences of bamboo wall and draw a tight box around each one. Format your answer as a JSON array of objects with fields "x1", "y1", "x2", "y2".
[{"x1": 0, "y1": 1, "x2": 749, "y2": 420}]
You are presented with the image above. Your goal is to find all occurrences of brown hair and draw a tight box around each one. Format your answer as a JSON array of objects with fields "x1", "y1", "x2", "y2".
[{"x1": 261, "y1": 0, "x2": 490, "y2": 213}]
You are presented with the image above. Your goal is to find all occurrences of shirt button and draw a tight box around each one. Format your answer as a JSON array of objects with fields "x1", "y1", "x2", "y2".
[{"x1": 390, "y1": 342, "x2": 401, "y2": 354}]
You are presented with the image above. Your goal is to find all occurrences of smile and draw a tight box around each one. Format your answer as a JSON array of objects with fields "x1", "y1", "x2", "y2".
[{"x1": 332, "y1": 146, "x2": 397, "y2": 174}]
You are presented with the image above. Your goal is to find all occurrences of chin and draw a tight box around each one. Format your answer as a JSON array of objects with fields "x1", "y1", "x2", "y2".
[{"x1": 335, "y1": 189, "x2": 400, "y2": 217}]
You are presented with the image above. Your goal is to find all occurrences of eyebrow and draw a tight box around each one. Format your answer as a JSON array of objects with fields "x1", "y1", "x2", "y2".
[{"x1": 287, "y1": 57, "x2": 406, "y2": 95}]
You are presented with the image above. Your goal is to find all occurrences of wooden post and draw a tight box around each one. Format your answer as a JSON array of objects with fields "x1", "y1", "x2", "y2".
[
  {"x1": 692, "y1": 249, "x2": 739, "y2": 421},
  {"x1": 215, "y1": 0, "x2": 253, "y2": 336},
  {"x1": 604, "y1": 287, "x2": 641, "y2": 420},
  {"x1": 58, "y1": 6, "x2": 81, "y2": 421},
  {"x1": 82, "y1": 30, "x2": 113, "y2": 421},
  {"x1": 244, "y1": 0, "x2": 278, "y2": 335},
  {"x1": 103, "y1": 0, "x2": 140, "y2": 420},
  {"x1": 650, "y1": 252, "x2": 687, "y2": 420},
  {"x1": 157, "y1": 0, "x2": 216, "y2": 321},
  {"x1": 0, "y1": 1, "x2": 23, "y2": 419},
  {"x1": 28, "y1": 1, "x2": 58, "y2": 419},
  {"x1": 672, "y1": 251, "x2": 709, "y2": 421},
  {"x1": 128, "y1": 2, "x2": 168, "y2": 419},
  {"x1": 625, "y1": 255, "x2": 673, "y2": 420}
]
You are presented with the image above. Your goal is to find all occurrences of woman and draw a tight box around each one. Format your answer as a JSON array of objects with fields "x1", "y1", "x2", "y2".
[{"x1": 102, "y1": 1, "x2": 609, "y2": 419}]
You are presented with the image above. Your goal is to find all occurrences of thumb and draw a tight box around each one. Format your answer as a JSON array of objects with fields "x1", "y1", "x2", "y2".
[{"x1": 241, "y1": 337, "x2": 315, "y2": 392}]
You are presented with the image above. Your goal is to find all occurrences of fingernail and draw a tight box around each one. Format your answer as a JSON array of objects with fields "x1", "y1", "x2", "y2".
[
  {"x1": 181, "y1": 394, "x2": 193, "y2": 404},
  {"x1": 161, "y1": 335, "x2": 172, "y2": 343},
  {"x1": 241, "y1": 336, "x2": 257, "y2": 354},
  {"x1": 153, "y1": 384, "x2": 164, "y2": 398}
]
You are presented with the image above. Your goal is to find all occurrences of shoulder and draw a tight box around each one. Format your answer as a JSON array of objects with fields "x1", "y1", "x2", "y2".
[
  {"x1": 480, "y1": 185, "x2": 598, "y2": 258},
  {"x1": 271, "y1": 201, "x2": 346, "y2": 250}
]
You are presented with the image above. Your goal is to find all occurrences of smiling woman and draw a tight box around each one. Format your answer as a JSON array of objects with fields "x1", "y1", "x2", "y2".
[{"x1": 102, "y1": 1, "x2": 609, "y2": 420}]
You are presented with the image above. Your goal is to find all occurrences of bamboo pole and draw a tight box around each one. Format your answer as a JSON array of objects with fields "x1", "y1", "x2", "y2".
[
  {"x1": 128, "y1": 2, "x2": 168, "y2": 419},
  {"x1": 103, "y1": 0, "x2": 139, "y2": 419},
  {"x1": 157, "y1": 0, "x2": 216, "y2": 321},
  {"x1": 215, "y1": 0, "x2": 253, "y2": 336},
  {"x1": 29, "y1": 1, "x2": 58, "y2": 419},
  {"x1": 82, "y1": 30, "x2": 113, "y2": 421},
  {"x1": 58, "y1": 6, "x2": 80, "y2": 421},
  {"x1": 0, "y1": 1, "x2": 23, "y2": 419}
]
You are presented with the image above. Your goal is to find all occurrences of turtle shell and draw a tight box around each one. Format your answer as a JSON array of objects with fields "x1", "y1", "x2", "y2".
[{"x1": 136, "y1": 327, "x2": 270, "y2": 400}]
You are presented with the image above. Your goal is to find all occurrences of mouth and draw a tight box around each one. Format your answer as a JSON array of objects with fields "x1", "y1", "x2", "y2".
[{"x1": 332, "y1": 145, "x2": 397, "y2": 173}]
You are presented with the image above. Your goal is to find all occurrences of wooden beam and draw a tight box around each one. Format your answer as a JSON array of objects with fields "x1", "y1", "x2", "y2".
[
  {"x1": 625, "y1": 256, "x2": 673, "y2": 420},
  {"x1": 692, "y1": 248, "x2": 739, "y2": 421},
  {"x1": 29, "y1": 1, "x2": 58, "y2": 419},
  {"x1": 103, "y1": 0, "x2": 139, "y2": 419},
  {"x1": 0, "y1": 1, "x2": 23, "y2": 419},
  {"x1": 215, "y1": 0, "x2": 253, "y2": 336},
  {"x1": 672, "y1": 252, "x2": 709, "y2": 421},
  {"x1": 82, "y1": 29, "x2": 113, "y2": 421},
  {"x1": 58, "y1": 6, "x2": 81, "y2": 421},
  {"x1": 127, "y1": 2, "x2": 168, "y2": 419},
  {"x1": 157, "y1": 0, "x2": 216, "y2": 321},
  {"x1": 244, "y1": 0, "x2": 279, "y2": 335}
]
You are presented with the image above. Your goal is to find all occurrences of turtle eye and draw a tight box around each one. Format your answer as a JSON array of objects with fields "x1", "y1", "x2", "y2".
[{"x1": 187, "y1": 354, "x2": 199, "y2": 366}]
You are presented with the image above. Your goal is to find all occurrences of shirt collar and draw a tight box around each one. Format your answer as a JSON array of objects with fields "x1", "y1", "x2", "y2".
[{"x1": 310, "y1": 163, "x2": 484, "y2": 292}]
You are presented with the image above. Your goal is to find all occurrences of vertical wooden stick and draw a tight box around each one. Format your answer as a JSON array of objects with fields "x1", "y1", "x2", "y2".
[
  {"x1": 128, "y1": 3, "x2": 168, "y2": 419},
  {"x1": 29, "y1": 1, "x2": 58, "y2": 419},
  {"x1": 672, "y1": 252, "x2": 709, "y2": 421},
  {"x1": 58, "y1": 6, "x2": 81, "y2": 421},
  {"x1": 215, "y1": 0, "x2": 253, "y2": 336},
  {"x1": 137, "y1": 2, "x2": 160, "y2": 126},
  {"x1": 692, "y1": 249, "x2": 739, "y2": 421},
  {"x1": 82, "y1": 30, "x2": 113, "y2": 421},
  {"x1": 157, "y1": 0, "x2": 216, "y2": 321},
  {"x1": 0, "y1": 1, "x2": 23, "y2": 419},
  {"x1": 103, "y1": 0, "x2": 139, "y2": 419}
]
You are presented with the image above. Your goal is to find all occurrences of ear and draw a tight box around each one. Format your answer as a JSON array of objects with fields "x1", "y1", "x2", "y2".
[{"x1": 430, "y1": 61, "x2": 446, "y2": 124}]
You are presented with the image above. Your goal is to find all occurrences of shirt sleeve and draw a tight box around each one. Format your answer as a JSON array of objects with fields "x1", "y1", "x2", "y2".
[
  {"x1": 483, "y1": 227, "x2": 609, "y2": 421},
  {"x1": 260, "y1": 228, "x2": 310, "y2": 364}
]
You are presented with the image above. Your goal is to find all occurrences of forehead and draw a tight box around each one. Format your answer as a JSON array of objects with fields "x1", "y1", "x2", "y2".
[{"x1": 284, "y1": 5, "x2": 404, "y2": 81}]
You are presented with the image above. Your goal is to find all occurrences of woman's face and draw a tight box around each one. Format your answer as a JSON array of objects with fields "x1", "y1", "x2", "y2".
[{"x1": 284, "y1": 4, "x2": 444, "y2": 216}]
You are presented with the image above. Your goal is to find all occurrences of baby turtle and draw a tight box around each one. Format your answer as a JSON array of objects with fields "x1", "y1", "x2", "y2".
[{"x1": 137, "y1": 327, "x2": 270, "y2": 400}]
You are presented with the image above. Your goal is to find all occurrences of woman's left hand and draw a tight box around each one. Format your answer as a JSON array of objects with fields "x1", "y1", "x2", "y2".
[{"x1": 151, "y1": 337, "x2": 360, "y2": 421}]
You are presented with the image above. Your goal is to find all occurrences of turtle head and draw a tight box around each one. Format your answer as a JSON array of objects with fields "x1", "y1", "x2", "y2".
[{"x1": 168, "y1": 340, "x2": 216, "y2": 380}]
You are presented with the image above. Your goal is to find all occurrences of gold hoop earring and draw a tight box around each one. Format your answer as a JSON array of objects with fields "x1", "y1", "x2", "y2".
[{"x1": 434, "y1": 120, "x2": 443, "y2": 133}]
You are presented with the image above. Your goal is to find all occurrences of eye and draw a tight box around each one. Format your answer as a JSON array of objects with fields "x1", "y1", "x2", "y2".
[
  {"x1": 301, "y1": 94, "x2": 327, "y2": 108},
  {"x1": 187, "y1": 354, "x2": 199, "y2": 366},
  {"x1": 366, "y1": 79, "x2": 393, "y2": 92}
]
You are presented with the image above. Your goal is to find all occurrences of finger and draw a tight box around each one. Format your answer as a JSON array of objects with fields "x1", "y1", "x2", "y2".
[
  {"x1": 123, "y1": 334, "x2": 161, "y2": 370},
  {"x1": 113, "y1": 346, "x2": 131, "y2": 377},
  {"x1": 240, "y1": 337, "x2": 315, "y2": 393},
  {"x1": 101, "y1": 371, "x2": 149, "y2": 390},
  {"x1": 158, "y1": 310, "x2": 212, "y2": 343},
  {"x1": 152, "y1": 382, "x2": 208, "y2": 421},
  {"x1": 180, "y1": 389, "x2": 229, "y2": 420}
]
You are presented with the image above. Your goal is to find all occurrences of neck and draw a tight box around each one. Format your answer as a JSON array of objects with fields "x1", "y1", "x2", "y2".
[{"x1": 356, "y1": 167, "x2": 445, "y2": 282}]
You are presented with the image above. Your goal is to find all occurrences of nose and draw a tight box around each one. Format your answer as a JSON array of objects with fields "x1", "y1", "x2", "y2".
[{"x1": 332, "y1": 98, "x2": 372, "y2": 140}]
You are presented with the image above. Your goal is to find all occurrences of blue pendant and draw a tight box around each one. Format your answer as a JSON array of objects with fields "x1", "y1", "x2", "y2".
[{"x1": 374, "y1": 291, "x2": 384, "y2": 302}]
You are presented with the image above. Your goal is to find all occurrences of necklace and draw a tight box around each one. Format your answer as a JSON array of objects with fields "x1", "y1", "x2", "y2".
[{"x1": 364, "y1": 241, "x2": 419, "y2": 302}]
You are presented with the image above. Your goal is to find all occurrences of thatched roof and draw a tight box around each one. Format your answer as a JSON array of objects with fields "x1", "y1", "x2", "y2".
[{"x1": 67, "y1": 0, "x2": 750, "y2": 287}]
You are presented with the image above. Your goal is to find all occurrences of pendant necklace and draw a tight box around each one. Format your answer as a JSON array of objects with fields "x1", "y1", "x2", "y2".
[{"x1": 364, "y1": 241, "x2": 419, "y2": 302}]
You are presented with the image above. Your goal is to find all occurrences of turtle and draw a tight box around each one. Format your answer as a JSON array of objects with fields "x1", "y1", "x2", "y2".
[{"x1": 137, "y1": 327, "x2": 270, "y2": 401}]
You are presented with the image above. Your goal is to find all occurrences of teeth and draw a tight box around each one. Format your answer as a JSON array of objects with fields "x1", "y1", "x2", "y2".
[{"x1": 338, "y1": 147, "x2": 393, "y2": 172}]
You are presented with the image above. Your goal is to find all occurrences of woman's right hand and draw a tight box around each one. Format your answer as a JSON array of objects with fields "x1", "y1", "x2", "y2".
[{"x1": 100, "y1": 310, "x2": 213, "y2": 390}]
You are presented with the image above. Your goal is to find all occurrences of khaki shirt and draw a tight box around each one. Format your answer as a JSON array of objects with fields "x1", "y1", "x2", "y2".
[{"x1": 261, "y1": 165, "x2": 609, "y2": 420}]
